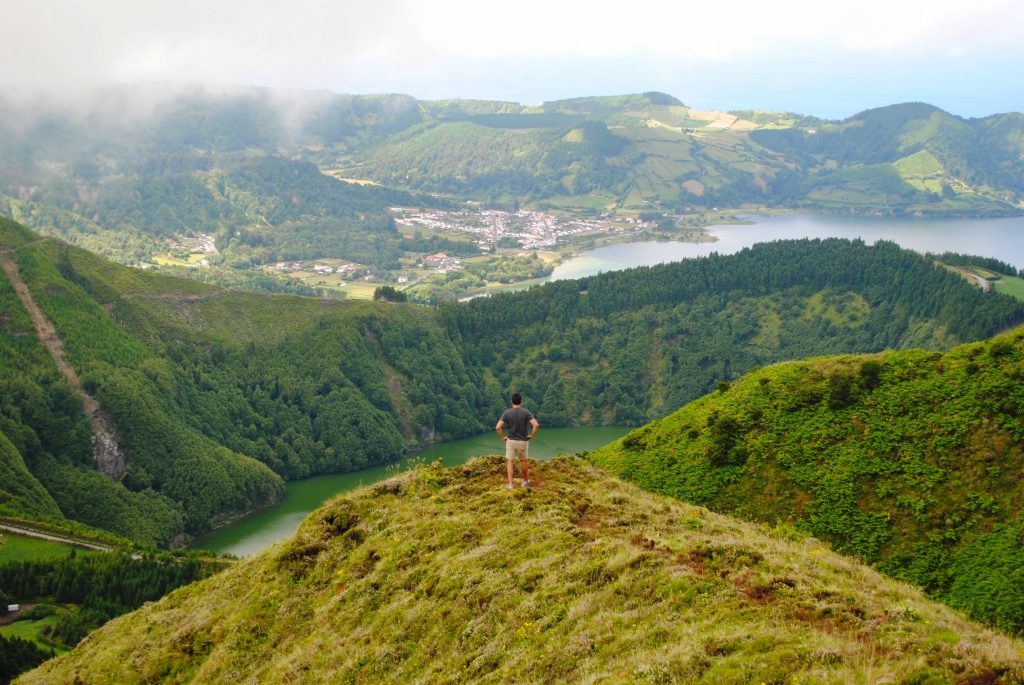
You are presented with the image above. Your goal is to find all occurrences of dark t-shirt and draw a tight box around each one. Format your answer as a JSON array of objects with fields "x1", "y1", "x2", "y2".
[{"x1": 500, "y1": 406, "x2": 534, "y2": 441}]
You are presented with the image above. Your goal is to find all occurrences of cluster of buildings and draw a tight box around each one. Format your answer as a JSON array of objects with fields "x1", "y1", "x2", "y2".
[
  {"x1": 269, "y1": 261, "x2": 355, "y2": 275},
  {"x1": 420, "y1": 252, "x2": 462, "y2": 273},
  {"x1": 391, "y1": 207, "x2": 631, "y2": 250}
]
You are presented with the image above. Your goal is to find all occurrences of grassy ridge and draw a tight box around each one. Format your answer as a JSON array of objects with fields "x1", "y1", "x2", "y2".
[
  {"x1": 6, "y1": 216, "x2": 1024, "y2": 550},
  {"x1": 19, "y1": 456, "x2": 1024, "y2": 684},
  {"x1": 590, "y1": 329, "x2": 1024, "y2": 632}
]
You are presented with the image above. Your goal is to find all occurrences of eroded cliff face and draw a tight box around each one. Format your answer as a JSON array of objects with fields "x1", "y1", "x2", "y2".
[
  {"x1": 89, "y1": 406, "x2": 127, "y2": 479},
  {"x1": 1, "y1": 247, "x2": 126, "y2": 479}
]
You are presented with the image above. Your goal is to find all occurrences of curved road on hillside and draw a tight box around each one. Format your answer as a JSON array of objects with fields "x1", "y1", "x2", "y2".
[{"x1": 0, "y1": 522, "x2": 114, "y2": 553}]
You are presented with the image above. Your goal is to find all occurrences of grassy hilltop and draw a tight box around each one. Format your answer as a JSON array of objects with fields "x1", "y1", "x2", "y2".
[
  {"x1": 19, "y1": 456, "x2": 1024, "y2": 684},
  {"x1": 5, "y1": 212, "x2": 1024, "y2": 547},
  {"x1": 590, "y1": 329, "x2": 1024, "y2": 633}
]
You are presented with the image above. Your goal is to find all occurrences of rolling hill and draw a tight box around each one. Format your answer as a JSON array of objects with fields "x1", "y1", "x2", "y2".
[
  {"x1": 589, "y1": 329, "x2": 1024, "y2": 632},
  {"x1": 1, "y1": 87, "x2": 1021, "y2": 276},
  {"x1": 17, "y1": 456, "x2": 1024, "y2": 684}
]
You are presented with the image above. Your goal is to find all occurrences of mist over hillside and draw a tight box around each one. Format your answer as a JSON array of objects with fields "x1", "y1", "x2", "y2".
[{"x1": 1, "y1": 86, "x2": 1021, "y2": 280}]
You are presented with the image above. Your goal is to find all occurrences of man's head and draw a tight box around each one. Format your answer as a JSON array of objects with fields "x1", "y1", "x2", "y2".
[{"x1": 511, "y1": 392, "x2": 522, "y2": 406}]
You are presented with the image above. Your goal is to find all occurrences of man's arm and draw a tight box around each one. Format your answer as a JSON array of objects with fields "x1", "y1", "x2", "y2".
[
  {"x1": 495, "y1": 419, "x2": 507, "y2": 441},
  {"x1": 527, "y1": 417, "x2": 539, "y2": 440}
]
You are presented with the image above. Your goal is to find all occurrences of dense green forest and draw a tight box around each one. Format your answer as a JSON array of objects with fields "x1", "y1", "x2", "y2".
[
  {"x1": 3, "y1": 214, "x2": 1023, "y2": 548},
  {"x1": 0, "y1": 634, "x2": 52, "y2": 685},
  {"x1": 589, "y1": 330, "x2": 1024, "y2": 633},
  {"x1": 446, "y1": 239, "x2": 1024, "y2": 424},
  {"x1": 0, "y1": 216, "x2": 495, "y2": 543},
  {"x1": 0, "y1": 549, "x2": 223, "y2": 683},
  {"x1": 0, "y1": 550, "x2": 221, "y2": 646}
]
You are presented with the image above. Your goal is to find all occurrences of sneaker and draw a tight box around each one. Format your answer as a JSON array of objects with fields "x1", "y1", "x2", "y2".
[
  {"x1": 521, "y1": 480, "x2": 532, "y2": 489},
  {"x1": 506, "y1": 483, "x2": 515, "y2": 490}
]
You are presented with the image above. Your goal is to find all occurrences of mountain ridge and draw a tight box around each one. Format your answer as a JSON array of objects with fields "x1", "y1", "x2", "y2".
[
  {"x1": 589, "y1": 329, "x2": 1024, "y2": 632},
  {"x1": 17, "y1": 456, "x2": 1024, "y2": 684},
  {"x1": 2, "y1": 86, "x2": 1022, "y2": 274}
]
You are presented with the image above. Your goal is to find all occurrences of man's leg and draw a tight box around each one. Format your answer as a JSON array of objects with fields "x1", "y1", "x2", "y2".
[
  {"x1": 507, "y1": 456, "x2": 515, "y2": 485},
  {"x1": 520, "y1": 457, "x2": 529, "y2": 485}
]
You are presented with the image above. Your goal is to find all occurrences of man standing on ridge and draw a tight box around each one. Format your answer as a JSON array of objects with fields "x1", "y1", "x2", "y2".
[{"x1": 496, "y1": 393, "x2": 539, "y2": 489}]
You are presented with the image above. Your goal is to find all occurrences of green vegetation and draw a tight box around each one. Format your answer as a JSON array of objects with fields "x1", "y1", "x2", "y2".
[
  {"x1": 5, "y1": 89, "x2": 1020, "y2": 286},
  {"x1": 447, "y1": 239, "x2": 1024, "y2": 425},
  {"x1": 6, "y1": 214, "x2": 1024, "y2": 547},
  {"x1": 406, "y1": 253, "x2": 553, "y2": 303},
  {"x1": 1, "y1": 634, "x2": 54, "y2": 685},
  {"x1": 0, "y1": 548, "x2": 225, "y2": 682},
  {"x1": 0, "y1": 533, "x2": 75, "y2": 564},
  {"x1": 19, "y1": 457, "x2": 1024, "y2": 684},
  {"x1": 590, "y1": 329, "x2": 1024, "y2": 633},
  {"x1": 372, "y1": 285, "x2": 407, "y2": 302},
  {"x1": 0, "y1": 216, "x2": 496, "y2": 541},
  {"x1": 0, "y1": 550, "x2": 223, "y2": 648},
  {"x1": 995, "y1": 275, "x2": 1024, "y2": 300}
]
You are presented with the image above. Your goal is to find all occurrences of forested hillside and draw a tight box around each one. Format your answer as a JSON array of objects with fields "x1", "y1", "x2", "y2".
[
  {"x1": 447, "y1": 238, "x2": 1024, "y2": 424},
  {"x1": 590, "y1": 330, "x2": 1024, "y2": 632},
  {"x1": 18, "y1": 457, "x2": 1024, "y2": 684},
  {"x1": 0, "y1": 216, "x2": 495, "y2": 545},
  {"x1": 4, "y1": 215, "x2": 1023, "y2": 547}
]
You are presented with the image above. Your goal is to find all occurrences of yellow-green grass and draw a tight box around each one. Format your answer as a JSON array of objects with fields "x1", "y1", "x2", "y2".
[
  {"x1": 995, "y1": 275, "x2": 1024, "y2": 301},
  {"x1": 335, "y1": 281, "x2": 380, "y2": 300},
  {"x1": 0, "y1": 532, "x2": 76, "y2": 563},
  {"x1": 894, "y1": 150, "x2": 944, "y2": 177},
  {"x1": 1, "y1": 615, "x2": 63, "y2": 653},
  {"x1": 21, "y1": 457, "x2": 1024, "y2": 684},
  {"x1": 150, "y1": 253, "x2": 208, "y2": 268}
]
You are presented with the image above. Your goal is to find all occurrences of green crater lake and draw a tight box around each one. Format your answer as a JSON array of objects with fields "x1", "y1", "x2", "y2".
[{"x1": 192, "y1": 426, "x2": 630, "y2": 557}]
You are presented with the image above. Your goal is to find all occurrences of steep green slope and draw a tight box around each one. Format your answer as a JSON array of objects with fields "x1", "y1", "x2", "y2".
[
  {"x1": 1, "y1": 231, "x2": 186, "y2": 544},
  {"x1": 590, "y1": 329, "x2": 1024, "y2": 632},
  {"x1": 0, "y1": 431, "x2": 61, "y2": 520},
  {"x1": 20, "y1": 457, "x2": 1024, "y2": 684},
  {"x1": 0, "y1": 217, "x2": 496, "y2": 542},
  {"x1": 6, "y1": 214, "x2": 1024, "y2": 546}
]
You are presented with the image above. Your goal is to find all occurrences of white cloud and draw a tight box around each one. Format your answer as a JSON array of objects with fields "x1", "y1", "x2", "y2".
[{"x1": 0, "y1": 0, "x2": 1021, "y2": 113}]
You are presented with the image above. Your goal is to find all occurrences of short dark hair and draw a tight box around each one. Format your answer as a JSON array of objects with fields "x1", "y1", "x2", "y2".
[{"x1": 511, "y1": 393, "x2": 522, "y2": 405}]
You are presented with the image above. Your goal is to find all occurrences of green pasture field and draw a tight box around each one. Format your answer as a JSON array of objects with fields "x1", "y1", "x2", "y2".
[
  {"x1": 336, "y1": 282, "x2": 380, "y2": 300},
  {"x1": 0, "y1": 532, "x2": 76, "y2": 564},
  {"x1": 0, "y1": 614, "x2": 66, "y2": 653},
  {"x1": 994, "y1": 275, "x2": 1024, "y2": 301}
]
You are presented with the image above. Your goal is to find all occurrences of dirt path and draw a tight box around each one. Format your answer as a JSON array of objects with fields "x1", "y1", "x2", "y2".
[
  {"x1": 0, "y1": 246, "x2": 126, "y2": 479},
  {"x1": 0, "y1": 522, "x2": 114, "y2": 553}
]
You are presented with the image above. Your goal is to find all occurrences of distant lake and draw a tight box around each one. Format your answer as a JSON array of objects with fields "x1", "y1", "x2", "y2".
[
  {"x1": 192, "y1": 426, "x2": 630, "y2": 557},
  {"x1": 550, "y1": 214, "x2": 1024, "y2": 281}
]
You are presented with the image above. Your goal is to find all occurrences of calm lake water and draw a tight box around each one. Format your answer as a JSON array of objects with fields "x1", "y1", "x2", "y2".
[
  {"x1": 193, "y1": 426, "x2": 630, "y2": 557},
  {"x1": 549, "y1": 214, "x2": 1024, "y2": 281},
  {"x1": 195, "y1": 214, "x2": 1024, "y2": 556}
]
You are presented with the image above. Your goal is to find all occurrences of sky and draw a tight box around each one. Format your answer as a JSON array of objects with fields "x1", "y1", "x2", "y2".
[{"x1": 2, "y1": 0, "x2": 1023, "y2": 119}]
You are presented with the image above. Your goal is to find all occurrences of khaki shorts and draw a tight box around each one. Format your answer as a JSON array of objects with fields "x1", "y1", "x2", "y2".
[{"x1": 505, "y1": 439, "x2": 529, "y2": 460}]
